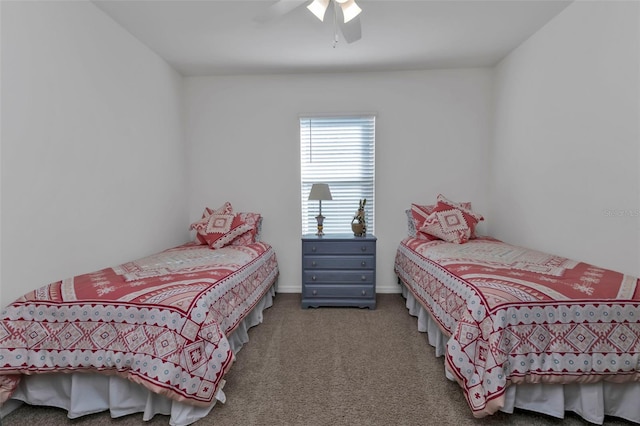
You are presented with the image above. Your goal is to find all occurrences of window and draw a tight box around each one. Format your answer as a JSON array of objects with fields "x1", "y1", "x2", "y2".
[{"x1": 300, "y1": 114, "x2": 375, "y2": 235}]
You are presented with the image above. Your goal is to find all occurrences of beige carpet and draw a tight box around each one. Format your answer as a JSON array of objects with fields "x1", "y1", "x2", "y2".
[{"x1": 1, "y1": 293, "x2": 630, "y2": 426}]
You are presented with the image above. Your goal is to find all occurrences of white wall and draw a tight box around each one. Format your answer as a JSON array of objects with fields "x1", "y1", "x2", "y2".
[
  {"x1": 490, "y1": 0, "x2": 640, "y2": 276},
  {"x1": 6, "y1": 1, "x2": 631, "y2": 306},
  {"x1": 185, "y1": 70, "x2": 493, "y2": 293},
  {"x1": 1, "y1": 1, "x2": 188, "y2": 306}
]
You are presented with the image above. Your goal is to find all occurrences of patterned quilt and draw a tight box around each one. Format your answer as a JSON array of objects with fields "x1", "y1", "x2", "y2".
[
  {"x1": 394, "y1": 237, "x2": 640, "y2": 417},
  {"x1": 0, "y1": 242, "x2": 279, "y2": 407}
]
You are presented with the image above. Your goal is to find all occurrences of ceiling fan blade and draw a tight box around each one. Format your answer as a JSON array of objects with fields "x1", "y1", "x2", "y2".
[
  {"x1": 339, "y1": 0, "x2": 361, "y2": 23},
  {"x1": 307, "y1": 0, "x2": 330, "y2": 22},
  {"x1": 339, "y1": 16, "x2": 362, "y2": 44},
  {"x1": 253, "y1": 0, "x2": 308, "y2": 23}
]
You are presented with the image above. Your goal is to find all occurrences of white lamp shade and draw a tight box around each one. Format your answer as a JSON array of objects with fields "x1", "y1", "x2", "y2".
[
  {"x1": 340, "y1": 0, "x2": 361, "y2": 23},
  {"x1": 307, "y1": 0, "x2": 330, "y2": 22},
  {"x1": 308, "y1": 183, "x2": 333, "y2": 201}
]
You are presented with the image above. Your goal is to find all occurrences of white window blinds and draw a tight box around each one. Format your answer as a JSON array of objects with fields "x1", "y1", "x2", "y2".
[{"x1": 300, "y1": 115, "x2": 375, "y2": 235}]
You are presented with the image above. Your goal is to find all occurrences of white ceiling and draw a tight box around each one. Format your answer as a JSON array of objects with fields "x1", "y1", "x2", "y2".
[{"x1": 92, "y1": 0, "x2": 573, "y2": 76}]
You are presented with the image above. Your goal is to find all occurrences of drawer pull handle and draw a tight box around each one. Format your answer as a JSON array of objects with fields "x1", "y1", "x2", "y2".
[
  {"x1": 361, "y1": 290, "x2": 367, "y2": 296},
  {"x1": 361, "y1": 246, "x2": 367, "y2": 252},
  {"x1": 311, "y1": 246, "x2": 317, "y2": 252},
  {"x1": 361, "y1": 275, "x2": 366, "y2": 281},
  {"x1": 361, "y1": 261, "x2": 366, "y2": 267},
  {"x1": 312, "y1": 261, "x2": 317, "y2": 267},
  {"x1": 312, "y1": 290, "x2": 317, "y2": 296},
  {"x1": 312, "y1": 275, "x2": 317, "y2": 281}
]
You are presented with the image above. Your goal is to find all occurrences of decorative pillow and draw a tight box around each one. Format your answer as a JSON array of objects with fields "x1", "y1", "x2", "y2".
[
  {"x1": 406, "y1": 208, "x2": 436, "y2": 240},
  {"x1": 190, "y1": 202, "x2": 234, "y2": 244},
  {"x1": 436, "y1": 194, "x2": 483, "y2": 230},
  {"x1": 230, "y1": 212, "x2": 262, "y2": 246},
  {"x1": 419, "y1": 195, "x2": 484, "y2": 244},
  {"x1": 406, "y1": 209, "x2": 417, "y2": 238},
  {"x1": 410, "y1": 203, "x2": 436, "y2": 234},
  {"x1": 411, "y1": 201, "x2": 473, "y2": 240},
  {"x1": 254, "y1": 216, "x2": 263, "y2": 242},
  {"x1": 197, "y1": 213, "x2": 253, "y2": 249}
]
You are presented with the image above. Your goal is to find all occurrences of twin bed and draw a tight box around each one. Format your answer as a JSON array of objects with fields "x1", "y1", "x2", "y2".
[
  {"x1": 394, "y1": 196, "x2": 640, "y2": 424},
  {"x1": 0, "y1": 204, "x2": 279, "y2": 426}
]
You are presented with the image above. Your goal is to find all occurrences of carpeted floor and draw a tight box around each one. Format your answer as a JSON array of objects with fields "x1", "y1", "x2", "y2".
[{"x1": 1, "y1": 293, "x2": 631, "y2": 425}]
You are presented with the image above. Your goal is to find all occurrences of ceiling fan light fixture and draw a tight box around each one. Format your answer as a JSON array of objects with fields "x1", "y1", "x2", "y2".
[
  {"x1": 340, "y1": 0, "x2": 362, "y2": 24},
  {"x1": 307, "y1": 0, "x2": 330, "y2": 22}
]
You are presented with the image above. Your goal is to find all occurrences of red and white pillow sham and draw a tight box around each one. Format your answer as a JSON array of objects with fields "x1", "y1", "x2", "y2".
[
  {"x1": 191, "y1": 202, "x2": 234, "y2": 245},
  {"x1": 411, "y1": 200, "x2": 473, "y2": 239},
  {"x1": 190, "y1": 202, "x2": 261, "y2": 249},
  {"x1": 411, "y1": 194, "x2": 484, "y2": 244},
  {"x1": 229, "y1": 212, "x2": 262, "y2": 246}
]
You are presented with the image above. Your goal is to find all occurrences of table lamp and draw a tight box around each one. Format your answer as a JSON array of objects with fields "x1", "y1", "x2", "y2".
[{"x1": 308, "y1": 183, "x2": 333, "y2": 236}]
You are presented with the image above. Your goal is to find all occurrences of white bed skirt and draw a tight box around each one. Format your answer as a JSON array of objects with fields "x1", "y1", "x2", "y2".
[
  {"x1": 401, "y1": 285, "x2": 640, "y2": 425},
  {"x1": 0, "y1": 286, "x2": 276, "y2": 426}
]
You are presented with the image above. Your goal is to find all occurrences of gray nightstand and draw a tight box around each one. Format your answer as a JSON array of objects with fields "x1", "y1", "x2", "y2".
[{"x1": 301, "y1": 234, "x2": 377, "y2": 309}]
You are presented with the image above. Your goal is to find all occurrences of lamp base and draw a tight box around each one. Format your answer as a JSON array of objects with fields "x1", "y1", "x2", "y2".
[{"x1": 315, "y1": 214, "x2": 325, "y2": 236}]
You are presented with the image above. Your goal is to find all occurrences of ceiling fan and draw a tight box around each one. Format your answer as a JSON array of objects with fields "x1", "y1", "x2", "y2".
[{"x1": 255, "y1": 0, "x2": 363, "y2": 46}]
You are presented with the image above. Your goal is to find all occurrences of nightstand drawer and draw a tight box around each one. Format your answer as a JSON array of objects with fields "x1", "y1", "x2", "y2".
[
  {"x1": 303, "y1": 284, "x2": 374, "y2": 299},
  {"x1": 302, "y1": 241, "x2": 375, "y2": 255},
  {"x1": 303, "y1": 270, "x2": 374, "y2": 285},
  {"x1": 303, "y1": 255, "x2": 374, "y2": 270}
]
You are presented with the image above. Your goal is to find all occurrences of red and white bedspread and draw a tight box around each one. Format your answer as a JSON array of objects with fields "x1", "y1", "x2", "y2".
[
  {"x1": 394, "y1": 237, "x2": 640, "y2": 418},
  {"x1": 0, "y1": 241, "x2": 279, "y2": 408}
]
